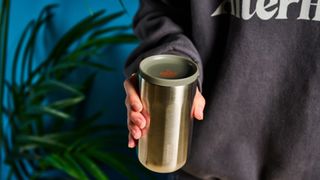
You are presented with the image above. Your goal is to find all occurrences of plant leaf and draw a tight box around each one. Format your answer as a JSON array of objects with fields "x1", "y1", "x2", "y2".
[
  {"x1": 48, "y1": 11, "x2": 125, "y2": 63},
  {"x1": 48, "y1": 10, "x2": 105, "y2": 59},
  {"x1": 89, "y1": 25, "x2": 131, "y2": 39},
  {"x1": 41, "y1": 153, "x2": 88, "y2": 180},
  {"x1": 49, "y1": 61, "x2": 113, "y2": 74},
  {"x1": 26, "y1": 106, "x2": 71, "y2": 120},
  {"x1": 72, "y1": 135, "x2": 127, "y2": 153},
  {"x1": 0, "y1": 0, "x2": 10, "y2": 149},
  {"x1": 27, "y1": 79, "x2": 83, "y2": 105},
  {"x1": 23, "y1": 11, "x2": 126, "y2": 89},
  {"x1": 4, "y1": 133, "x2": 25, "y2": 180},
  {"x1": 38, "y1": 80, "x2": 83, "y2": 96},
  {"x1": 68, "y1": 136, "x2": 109, "y2": 153},
  {"x1": 20, "y1": 9, "x2": 53, "y2": 85},
  {"x1": 11, "y1": 20, "x2": 35, "y2": 85},
  {"x1": 118, "y1": 0, "x2": 129, "y2": 15},
  {"x1": 57, "y1": 47, "x2": 99, "y2": 62},
  {"x1": 22, "y1": 10, "x2": 106, "y2": 87},
  {"x1": 28, "y1": 4, "x2": 57, "y2": 75},
  {"x1": 48, "y1": 95, "x2": 85, "y2": 109},
  {"x1": 80, "y1": 34, "x2": 138, "y2": 49},
  {"x1": 87, "y1": 149, "x2": 138, "y2": 180},
  {"x1": 42, "y1": 111, "x2": 104, "y2": 143},
  {"x1": 40, "y1": 106, "x2": 72, "y2": 120},
  {"x1": 63, "y1": 153, "x2": 89, "y2": 180},
  {"x1": 90, "y1": 11, "x2": 125, "y2": 30},
  {"x1": 76, "y1": 154, "x2": 109, "y2": 180},
  {"x1": 38, "y1": 4, "x2": 58, "y2": 20},
  {"x1": 16, "y1": 135, "x2": 67, "y2": 150},
  {"x1": 75, "y1": 110, "x2": 103, "y2": 129}
]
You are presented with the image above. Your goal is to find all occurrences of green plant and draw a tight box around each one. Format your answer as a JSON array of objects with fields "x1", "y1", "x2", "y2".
[
  {"x1": 0, "y1": 1, "x2": 144, "y2": 179},
  {"x1": 0, "y1": 0, "x2": 9, "y2": 147}
]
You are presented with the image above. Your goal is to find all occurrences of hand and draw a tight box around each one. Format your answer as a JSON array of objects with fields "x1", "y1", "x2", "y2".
[{"x1": 124, "y1": 74, "x2": 205, "y2": 148}]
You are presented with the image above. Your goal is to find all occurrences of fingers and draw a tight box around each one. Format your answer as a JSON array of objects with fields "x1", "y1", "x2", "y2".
[
  {"x1": 127, "y1": 121, "x2": 143, "y2": 148},
  {"x1": 193, "y1": 88, "x2": 206, "y2": 120},
  {"x1": 129, "y1": 111, "x2": 146, "y2": 129},
  {"x1": 125, "y1": 76, "x2": 206, "y2": 149},
  {"x1": 128, "y1": 134, "x2": 136, "y2": 148},
  {"x1": 128, "y1": 122, "x2": 142, "y2": 140},
  {"x1": 127, "y1": 112, "x2": 148, "y2": 148},
  {"x1": 124, "y1": 74, "x2": 146, "y2": 148},
  {"x1": 124, "y1": 75, "x2": 142, "y2": 112}
]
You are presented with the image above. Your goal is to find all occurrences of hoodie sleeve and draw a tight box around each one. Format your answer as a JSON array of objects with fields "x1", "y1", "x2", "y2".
[{"x1": 125, "y1": 0, "x2": 203, "y2": 89}]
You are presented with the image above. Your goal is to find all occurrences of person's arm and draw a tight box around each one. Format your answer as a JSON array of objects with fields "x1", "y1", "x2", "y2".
[
  {"x1": 125, "y1": 0, "x2": 203, "y2": 88},
  {"x1": 124, "y1": 0, "x2": 205, "y2": 148}
]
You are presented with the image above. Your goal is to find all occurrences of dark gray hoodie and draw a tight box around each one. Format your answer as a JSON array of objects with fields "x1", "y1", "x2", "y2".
[{"x1": 125, "y1": 0, "x2": 320, "y2": 179}]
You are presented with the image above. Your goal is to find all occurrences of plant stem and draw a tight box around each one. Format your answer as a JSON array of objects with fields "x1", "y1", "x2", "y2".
[
  {"x1": 0, "y1": 0, "x2": 10, "y2": 144},
  {"x1": 0, "y1": 1, "x2": 10, "y2": 179}
]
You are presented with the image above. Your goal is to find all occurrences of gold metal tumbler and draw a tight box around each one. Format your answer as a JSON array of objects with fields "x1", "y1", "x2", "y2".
[{"x1": 138, "y1": 54, "x2": 199, "y2": 173}]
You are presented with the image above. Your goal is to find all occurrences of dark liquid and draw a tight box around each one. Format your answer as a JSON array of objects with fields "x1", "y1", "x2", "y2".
[
  {"x1": 147, "y1": 63, "x2": 195, "y2": 79},
  {"x1": 160, "y1": 69, "x2": 177, "y2": 78}
]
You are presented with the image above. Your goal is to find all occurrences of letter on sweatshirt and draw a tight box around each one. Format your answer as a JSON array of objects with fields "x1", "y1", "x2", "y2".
[
  {"x1": 242, "y1": 0, "x2": 256, "y2": 20},
  {"x1": 298, "y1": 0, "x2": 320, "y2": 21},
  {"x1": 256, "y1": 0, "x2": 278, "y2": 20},
  {"x1": 276, "y1": 0, "x2": 299, "y2": 19},
  {"x1": 211, "y1": 0, "x2": 241, "y2": 18}
]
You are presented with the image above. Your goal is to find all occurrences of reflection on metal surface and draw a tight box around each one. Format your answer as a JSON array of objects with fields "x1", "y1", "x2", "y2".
[{"x1": 138, "y1": 78, "x2": 196, "y2": 173}]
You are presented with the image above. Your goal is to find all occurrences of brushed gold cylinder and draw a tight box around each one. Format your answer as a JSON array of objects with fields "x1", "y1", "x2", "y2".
[{"x1": 138, "y1": 77, "x2": 197, "y2": 173}]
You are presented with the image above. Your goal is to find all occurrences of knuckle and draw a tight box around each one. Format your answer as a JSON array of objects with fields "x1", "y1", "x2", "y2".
[
  {"x1": 131, "y1": 116, "x2": 141, "y2": 126},
  {"x1": 127, "y1": 116, "x2": 131, "y2": 125},
  {"x1": 128, "y1": 123, "x2": 135, "y2": 132},
  {"x1": 129, "y1": 111, "x2": 136, "y2": 119},
  {"x1": 129, "y1": 95, "x2": 138, "y2": 103},
  {"x1": 127, "y1": 119, "x2": 131, "y2": 129},
  {"x1": 123, "y1": 80, "x2": 128, "y2": 88},
  {"x1": 125, "y1": 97, "x2": 130, "y2": 107},
  {"x1": 197, "y1": 94, "x2": 205, "y2": 105},
  {"x1": 201, "y1": 96, "x2": 206, "y2": 105},
  {"x1": 129, "y1": 115, "x2": 140, "y2": 127},
  {"x1": 195, "y1": 97, "x2": 205, "y2": 109}
]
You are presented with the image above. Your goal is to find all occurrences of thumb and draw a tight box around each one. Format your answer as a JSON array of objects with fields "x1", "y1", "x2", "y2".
[{"x1": 193, "y1": 88, "x2": 206, "y2": 120}]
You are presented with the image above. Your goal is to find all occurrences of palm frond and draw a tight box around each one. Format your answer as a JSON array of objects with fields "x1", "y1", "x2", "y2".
[
  {"x1": 11, "y1": 20, "x2": 35, "y2": 85},
  {"x1": 87, "y1": 149, "x2": 139, "y2": 180},
  {"x1": 118, "y1": 0, "x2": 129, "y2": 15},
  {"x1": 0, "y1": 0, "x2": 10, "y2": 145},
  {"x1": 20, "y1": 5, "x2": 56, "y2": 85},
  {"x1": 42, "y1": 153, "x2": 88, "y2": 179},
  {"x1": 76, "y1": 154, "x2": 109, "y2": 180},
  {"x1": 89, "y1": 25, "x2": 132, "y2": 39},
  {"x1": 4, "y1": 2, "x2": 142, "y2": 179}
]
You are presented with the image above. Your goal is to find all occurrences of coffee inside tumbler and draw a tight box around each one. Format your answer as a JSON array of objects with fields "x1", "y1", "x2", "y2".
[{"x1": 138, "y1": 55, "x2": 199, "y2": 173}]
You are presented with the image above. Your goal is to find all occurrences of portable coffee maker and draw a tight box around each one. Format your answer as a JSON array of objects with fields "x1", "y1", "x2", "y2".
[{"x1": 138, "y1": 54, "x2": 199, "y2": 173}]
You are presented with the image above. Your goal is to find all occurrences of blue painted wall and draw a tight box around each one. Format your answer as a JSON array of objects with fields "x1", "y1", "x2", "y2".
[
  {"x1": 7, "y1": 0, "x2": 139, "y2": 124},
  {"x1": 1, "y1": 0, "x2": 161, "y2": 179}
]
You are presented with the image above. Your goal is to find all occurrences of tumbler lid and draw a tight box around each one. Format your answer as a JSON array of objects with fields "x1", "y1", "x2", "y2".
[{"x1": 139, "y1": 54, "x2": 199, "y2": 87}]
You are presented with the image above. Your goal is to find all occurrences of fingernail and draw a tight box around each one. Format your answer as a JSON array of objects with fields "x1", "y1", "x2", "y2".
[
  {"x1": 132, "y1": 103, "x2": 142, "y2": 112},
  {"x1": 128, "y1": 141, "x2": 134, "y2": 148}
]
